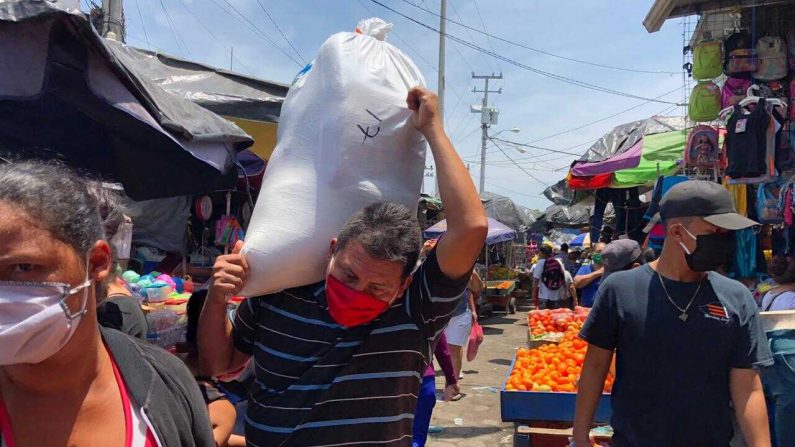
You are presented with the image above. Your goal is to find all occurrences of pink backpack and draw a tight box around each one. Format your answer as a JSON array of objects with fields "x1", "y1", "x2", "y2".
[
  {"x1": 685, "y1": 125, "x2": 720, "y2": 169},
  {"x1": 722, "y1": 77, "x2": 751, "y2": 108}
]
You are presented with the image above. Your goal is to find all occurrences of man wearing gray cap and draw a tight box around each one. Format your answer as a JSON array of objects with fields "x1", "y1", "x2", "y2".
[
  {"x1": 600, "y1": 239, "x2": 645, "y2": 280},
  {"x1": 573, "y1": 180, "x2": 773, "y2": 447}
]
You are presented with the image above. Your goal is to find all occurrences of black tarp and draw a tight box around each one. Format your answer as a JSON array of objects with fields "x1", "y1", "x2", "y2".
[{"x1": 0, "y1": 0, "x2": 254, "y2": 200}]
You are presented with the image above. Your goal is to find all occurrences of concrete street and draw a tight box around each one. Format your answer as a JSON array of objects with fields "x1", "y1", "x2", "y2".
[{"x1": 425, "y1": 301, "x2": 532, "y2": 447}]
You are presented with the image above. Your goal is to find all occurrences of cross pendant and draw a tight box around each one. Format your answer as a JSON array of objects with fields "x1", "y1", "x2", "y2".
[{"x1": 679, "y1": 313, "x2": 688, "y2": 322}]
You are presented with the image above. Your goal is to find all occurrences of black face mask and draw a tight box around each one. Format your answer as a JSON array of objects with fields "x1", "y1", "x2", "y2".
[{"x1": 678, "y1": 227, "x2": 736, "y2": 272}]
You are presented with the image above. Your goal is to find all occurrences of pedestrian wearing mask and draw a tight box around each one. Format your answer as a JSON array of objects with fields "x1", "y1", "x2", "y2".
[
  {"x1": 0, "y1": 162, "x2": 213, "y2": 447},
  {"x1": 573, "y1": 243, "x2": 606, "y2": 308},
  {"x1": 199, "y1": 87, "x2": 488, "y2": 447},
  {"x1": 573, "y1": 180, "x2": 772, "y2": 447}
]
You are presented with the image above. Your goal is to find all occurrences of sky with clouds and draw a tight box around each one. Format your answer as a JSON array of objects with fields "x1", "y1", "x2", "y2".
[{"x1": 87, "y1": 0, "x2": 687, "y2": 211}]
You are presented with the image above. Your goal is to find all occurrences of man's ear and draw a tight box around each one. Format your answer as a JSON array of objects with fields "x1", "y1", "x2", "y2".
[
  {"x1": 89, "y1": 240, "x2": 112, "y2": 283},
  {"x1": 400, "y1": 275, "x2": 413, "y2": 292},
  {"x1": 329, "y1": 238, "x2": 338, "y2": 257}
]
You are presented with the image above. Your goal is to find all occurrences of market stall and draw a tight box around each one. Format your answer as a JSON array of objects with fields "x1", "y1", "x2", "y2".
[
  {"x1": 424, "y1": 217, "x2": 520, "y2": 314},
  {"x1": 502, "y1": 307, "x2": 613, "y2": 447}
]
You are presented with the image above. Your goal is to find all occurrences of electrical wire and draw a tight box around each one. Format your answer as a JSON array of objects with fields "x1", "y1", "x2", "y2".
[
  {"x1": 399, "y1": 0, "x2": 678, "y2": 75},
  {"x1": 214, "y1": 0, "x2": 304, "y2": 67},
  {"x1": 471, "y1": 0, "x2": 503, "y2": 73},
  {"x1": 158, "y1": 0, "x2": 191, "y2": 58},
  {"x1": 173, "y1": 0, "x2": 258, "y2": 76},
  {"x1": 254, "y1": 0, "x2": 307, "y2": 65},
  {"x1": 449, "y1": 1, "x2": 495, "y2": 73},
  {"x1": 133, "y1": 0, "x2": 151, "y2": 49},
  {"x1": 490, "y1": 137, "x2": 582, "y2": 157},
  {"x1": 490, "y1": 139, "x2": 550, "y2": 186},
  {"x1": 370, "y1": 0, "x2": 682, "y2": 104}
]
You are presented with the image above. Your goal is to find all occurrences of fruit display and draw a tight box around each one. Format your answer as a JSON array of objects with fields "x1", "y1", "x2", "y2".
[
  {"x1": 510, "y1": 308, "x2": 613, "y2": 394},
  {"x1": 489, "y1": 280, "x2": 516, "y2": 290},
  {"x1": 488, "y1": 265, "x2": 517, "y2": 280},
  {"x1": 528, "y1": 307, "x2": 589, "y2": 337},
  {"x1": 506, "y1": 336, "x2": 614, "y2": 393}
]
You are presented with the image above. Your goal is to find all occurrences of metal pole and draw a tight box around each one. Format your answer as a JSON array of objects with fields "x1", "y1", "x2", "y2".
[
  {"x1": 437, "y1": 0, "x2": 446, "y2": 122},
  {"x1": 479, "y1": 78, "x2": 489, "y2": 194},
  {"x1": 101, "y1": 0, "x2": 124, "y2": 41},
  {"x1": 471, "y1": 73, "x2": 503, "y2": 195}
]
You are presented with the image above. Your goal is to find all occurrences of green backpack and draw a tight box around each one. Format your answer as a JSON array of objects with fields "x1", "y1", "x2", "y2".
[
  {"x1": 689, "y1": 82, "x2": 721, "y2": 122},
  {"x1": 692, "y1": 40, "x2": 723, "y2": 80}
]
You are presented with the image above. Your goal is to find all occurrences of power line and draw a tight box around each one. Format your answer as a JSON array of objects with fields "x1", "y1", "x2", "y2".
[
  {"x1": 214, "y1": 0, "x2": 304, "y2": 67},
  {"x1": 471, "y1": 0, "x2": 503, "y2": 73},
  {"x1": 172, "y1": 0, "x2": 258, "y2": 76},
  {"x1": 490, "y1": 139, "x2": 550, "y2": 186},
  {"x1": 133, "y1": 0, "x2": 151, "y2": 49},
  {"x1": 398, "y1": 0, "x2": 678, "y2": 75},
  {"x1": 449, "y1": 1, "x2": 495, "y2": 73},
  {"x1": 370, "y1": 0, "x2": 682, "y2": 105},
  {"x1": 254, "y1": 0, "x2": 307, "y2": 65},
  {"x1": 490, "y1": 137, "x2": 582, "y2": 157},
  {"x1": 158, "y1": 0, "x2": 190, "y2": 58},
  {"x1": 520, "y1": 85, "x2": 683, "y2": 146}
]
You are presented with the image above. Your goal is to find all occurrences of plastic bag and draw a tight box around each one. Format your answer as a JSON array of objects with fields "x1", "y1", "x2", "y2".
[
  {"x1": 467, "y1": 321, "x2": 484, "y2": 362},
  {"x1": 240, "y1": 18, "x2": 427, "y2": 296}
]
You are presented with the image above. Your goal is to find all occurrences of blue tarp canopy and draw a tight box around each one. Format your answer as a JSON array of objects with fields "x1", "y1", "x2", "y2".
[{"x1": 424, "y1": 217, "x2": 516, "y2": 245}]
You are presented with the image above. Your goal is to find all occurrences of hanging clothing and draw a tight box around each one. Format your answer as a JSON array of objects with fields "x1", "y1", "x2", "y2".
[
  {"x1": 644, "y1": 175, "x2": 689, "y2": 221},
  {"x1": 726, "y1": 99, "x2": 771, "y2": 179},
  {"x1": 724, "y1": 183, "x2": 748, "y2": 216},
  {"x1": 731, "y1": 228, "x2": 757, "y2": 279},
  {"x1": 590, "y1": 188, "x2": 642, "y2": 243}
]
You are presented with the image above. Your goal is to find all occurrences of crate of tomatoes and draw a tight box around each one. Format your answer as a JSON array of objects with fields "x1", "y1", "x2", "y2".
[
  {"x1": 527, "y1": 307, "x2": 589, "y2": 347},
  {"x1": 503, "y1": 315, "x2": 612, "y2": 423}
]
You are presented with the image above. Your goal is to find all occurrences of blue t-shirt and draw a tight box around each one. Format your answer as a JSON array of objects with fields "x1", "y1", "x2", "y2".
[
  {"x1": 575, "y1": 263, "x2": 601, "y2": 307},
  {"x1": 580, "y1": 265, "x2": 773, "y2": 447}
]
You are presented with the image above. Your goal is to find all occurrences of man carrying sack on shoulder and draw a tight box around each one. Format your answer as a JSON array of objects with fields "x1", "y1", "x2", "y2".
[{"x1": 198, "y1": 87, "x2": 488, "y2": 447}]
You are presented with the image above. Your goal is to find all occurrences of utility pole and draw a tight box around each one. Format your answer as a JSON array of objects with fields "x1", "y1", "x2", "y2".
[
  {"x1": 437, "y1": 0, "x2": 447, "y2": 122},
  {"x1": 101, "y1": 0, "x2": 125, "y2": 42},
  {"x1": 472, "y1": 73, "x2": 502, "y2": 194}
]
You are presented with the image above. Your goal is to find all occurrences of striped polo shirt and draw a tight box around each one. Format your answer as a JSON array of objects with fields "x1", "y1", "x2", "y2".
[{"x1": 233, "y1": 249, "x2": 468, "y2": 447}]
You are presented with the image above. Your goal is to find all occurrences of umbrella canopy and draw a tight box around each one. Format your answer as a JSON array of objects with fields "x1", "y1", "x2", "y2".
[
  {"x1": 542, "y1": 116, "x2": 687, "y2": 205},
  {"x1": 0, "y1": 1, "x2": 253, "y2": 200},
  {"x1": 481, "y1": 191, "x2": 536, "y2": 230},
  {"x1": 424, "y1": 217, "x2": 516, "y2": 245},
  {"x1": 569, "y1": 232, "x2": 591, "y2": 248}
]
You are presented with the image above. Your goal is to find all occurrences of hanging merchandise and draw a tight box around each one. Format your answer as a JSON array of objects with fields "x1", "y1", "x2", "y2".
[
  {"x1": 755, "y1": 35, "x2": 788, "y2": 81},
  {"x1": 724, "y1": 31, "x2": 758, "y2": 77},
  {"x1": 757, "y1": 80, "x2": 789, "y2": 100},
  {"x1": 757, "y1": 181, "x2": 784, "y2": 224},
  {"x1": 725, "y1": 98, "x2": 771, "y2": 180},
  {"x1": 722, "y1": 77, "x2": 752, "y2": 108},
  {"x1": 215, "y1": 215, "x2": 244, "y2": 251},
  {"x1": 732, "y1": 228, "x2": 758, "y2": 279},
  {"x1": 689, "y1": 82, "x2": 722, "y2": 122},
  {"x1": 684, "y1": 125, "x2": 720, "y2": 169},
  {"x1": 692, "y1": 40, "x2": 724, "y2": 80},
  {"x1": 240, "y1": 18, "x2": 427, "y2": 296},
  {"x1": 778, "y1": 178, "x2": 795, "y2": 226},
  {"x1": 725, "y1": 183, "x2": 748, "y2": 216}
]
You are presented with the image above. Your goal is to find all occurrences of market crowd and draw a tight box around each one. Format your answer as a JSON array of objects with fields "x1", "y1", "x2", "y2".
[
  {"x1": 0, "y1": 87, "x2": 489, "y2": 447},
  {"x1": 1, "y1": 87, "x2": 794, "y2": 447}
]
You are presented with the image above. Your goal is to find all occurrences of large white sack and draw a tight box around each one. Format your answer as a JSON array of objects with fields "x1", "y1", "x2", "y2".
[{"x1": 240, "y1": 18, "x2": 427, "y2": 297}]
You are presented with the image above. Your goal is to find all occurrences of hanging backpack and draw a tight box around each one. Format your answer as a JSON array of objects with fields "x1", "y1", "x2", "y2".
[
  {"x1": 757, "y1": 181, "x2": 783, "y2": 224},
  {"x1": 755, "y1": 36, "x2": 788, "y2": 81},
  {"x1": 724, "y1": 32, "x2": 757, "y2": 77},
  {"x1": 722, "y1": 77, "x2": 752, "y2": 108},
  {"x1": 692, "y1": 40, "x2": 723, "y2": 80},
  {"x1": 685, "y1": 125, "x2": 720, "y2": 169},
  {"x1": 689, "y1": 81, "x2": 721, "y2": 122},
  {"x1": 540, "y1": 258, "x2": 565, "y2": 291}
]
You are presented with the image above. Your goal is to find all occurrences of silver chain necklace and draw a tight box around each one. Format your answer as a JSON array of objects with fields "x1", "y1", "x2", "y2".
[{"x1": 657, "y1": 272, "x2": 703, "y2": 322}]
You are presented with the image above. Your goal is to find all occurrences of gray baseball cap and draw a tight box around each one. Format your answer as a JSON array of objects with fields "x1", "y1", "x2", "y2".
[
  {"x1": 659, "y1": 180, "x2": 758, "y2": 230},
  {"x1": 602, "y1": 239, "x2": 643, "y2": 280}
]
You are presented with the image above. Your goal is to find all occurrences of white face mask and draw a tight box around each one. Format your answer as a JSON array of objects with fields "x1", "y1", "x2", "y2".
[{"x1": 0, "y1": 266, "x2": 92, "y2": 366}]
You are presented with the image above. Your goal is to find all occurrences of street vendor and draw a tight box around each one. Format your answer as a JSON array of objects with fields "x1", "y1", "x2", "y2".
[
  {"x1": 0, "y1": 162, "x2": 214, "y2": 447},
  {"x1": 573, "y1": 180, "x2": 772, "y2": 447},
  {"x1": 198, "y1": 87, "x2": 488, "y2": 447}
]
